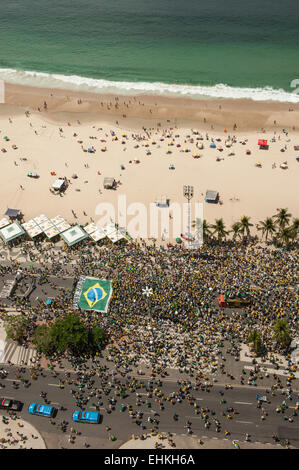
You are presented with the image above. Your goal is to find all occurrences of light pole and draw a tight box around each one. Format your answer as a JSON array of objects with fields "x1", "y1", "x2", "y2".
[{"x1": 183, "y1": 185, "x2": 194, "y2": 248}]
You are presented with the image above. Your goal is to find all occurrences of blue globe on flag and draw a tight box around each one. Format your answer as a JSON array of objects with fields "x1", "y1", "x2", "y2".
[{"x1": 84, "y1": 282, "x2": 107, "y2": 308}]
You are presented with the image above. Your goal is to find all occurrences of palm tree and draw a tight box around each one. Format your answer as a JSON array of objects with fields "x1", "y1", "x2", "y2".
[
  {"x1": 257, "y1": 217, "x2": 276, "y2": 241},
  {"x1": 276, "y1": 227, "x2": 292, "y2": 247},
  {"x1": 211, "y1": 218, "x2": 229, "y2": 242},
  {"x1": 239, "y1": 215, "x2": 253, "y2": 239},
  {"x1": 273, "y1": 319, "x2": 291, "y2": 348},
  {"x1": 289, "y1": 218, "x2": 299, "y2": 240},
  {"x1": 248, "y1": 330, "x2": 262, "y2": 356},
  {"x1": 230, "y1": 222, "x2": 242, "y2": 240},
  {"x1": 273, "y1": 208, "x2": 291, "y2": 230},
  {"x1": 192, "y1": 218, "x2": 212, "y2": 241}
]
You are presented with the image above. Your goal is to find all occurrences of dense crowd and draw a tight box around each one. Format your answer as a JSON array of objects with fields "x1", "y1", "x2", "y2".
[{"x1": 0, "y1": 238, "x2": 297, "y2": 374}]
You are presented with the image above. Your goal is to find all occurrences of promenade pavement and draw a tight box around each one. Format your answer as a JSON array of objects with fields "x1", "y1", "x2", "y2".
[
  {"x1": 0, "y1": 415, "x2": 46, "y2": 449},
  {"x1": 119, "y1": 434, "x2": 287, "y2": 449}
]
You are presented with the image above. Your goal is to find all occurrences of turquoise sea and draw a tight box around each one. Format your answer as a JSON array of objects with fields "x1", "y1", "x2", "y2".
[{"x1": 0, "y1": 0, "x2": 299, "y2": 101}]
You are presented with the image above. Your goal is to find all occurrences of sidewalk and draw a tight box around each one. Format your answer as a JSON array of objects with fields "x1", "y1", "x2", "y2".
[
  {"x1": 240, "y1": 344, "x2": 298, "y2": 379},
  {"x1": 0, "y1": 317, "x2": 38, "y2": 366},
  {"x1": 0, "y1": 415, "x2": 46, "y2": 449},
  {"x1": 119, "y1": 433, "x2": 286, "y2": 450}
]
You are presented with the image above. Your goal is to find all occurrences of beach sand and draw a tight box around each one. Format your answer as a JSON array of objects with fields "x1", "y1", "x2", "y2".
[{"x1": 0, "y1": 82, "x2": 298, "y2": 241}]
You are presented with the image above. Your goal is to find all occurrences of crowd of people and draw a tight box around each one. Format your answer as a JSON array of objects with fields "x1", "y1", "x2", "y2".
[
  {"x1": 0, "y1": 237, "x2": 297, "y2": 374},
  {"x1": 0, "y1": 237, "x2": 297, "y2": 448}
]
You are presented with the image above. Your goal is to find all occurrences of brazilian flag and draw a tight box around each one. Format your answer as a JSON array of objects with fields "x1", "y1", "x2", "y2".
[{"x1": 76, "y1": 277, "x2": 112, "y2": 312}]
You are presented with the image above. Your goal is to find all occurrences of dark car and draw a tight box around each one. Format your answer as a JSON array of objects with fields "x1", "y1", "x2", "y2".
[{"x1": 0, "y1": 397, "x2": 23, "y2": 411}]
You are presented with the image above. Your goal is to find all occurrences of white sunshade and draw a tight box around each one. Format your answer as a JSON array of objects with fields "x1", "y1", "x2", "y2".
[
  {"x1": 0, "y1": 218, "x2": 10, "y2": 229},
  {"x1": 104, "y1": 223, "x2": 117, "y2": 235},
  {"x1": 50, "y1": 215, "x2": 66, "y2": 226},
  {"x1": 22, "y1": 219, "x2": 37, "y2": 230},
  {"x1": 44, "y1": 226, "x2": 60, "y2": 239},
  {"x1": 84, "y1": 223, "x2": 98, "y2": 235},
  {"x1": 26, "y1": 226, "x2": 43, "y2": 238},
  {"x1": 90, "y1": 229, "x2": 107, "y2": 241},
  {"x1": 39, "y1": 220, "x2": 53, "y2": 231},
  {"x1": 34, "y1": 214, "x2": 48, "y2": 225},
  {"x1": 107, "y1": 229, "x2": 125, "y2": 243},
  {"x1": 55, "y1": 221, "x2": 71, "y2": 233}
]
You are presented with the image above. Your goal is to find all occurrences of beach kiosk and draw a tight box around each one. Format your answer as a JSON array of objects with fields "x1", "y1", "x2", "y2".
[
  {"x1": 258, "y1": 139, "x2": 268, "y2": 150},
  {"x1": 5, "y1": 208, "x2": 22, "y2": 221},
  {"x1": 52, "y1": 178, "x2": 66, "y2": 193},
  {"x1": 103, "y1": 177, "x2": 116, "y2": 189},
  {"x1": 0, "y1": 221, "x2": 25, "y2": 243},
  {"x1": 155, "y1": 196, "x2": 169, "y2": 208},
  {"x1": 205, "y1": 190, "x2": 219, "y2": 204}
]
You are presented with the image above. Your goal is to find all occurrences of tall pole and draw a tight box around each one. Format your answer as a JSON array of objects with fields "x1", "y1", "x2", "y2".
[{"x1": 183, "y1": 185, "x2": 194, "y2": 249}]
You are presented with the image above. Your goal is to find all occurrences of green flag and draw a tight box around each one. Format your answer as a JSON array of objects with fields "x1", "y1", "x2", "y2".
[{"x1": 75, "y1": 276, "x2": 113, "y2": 313}]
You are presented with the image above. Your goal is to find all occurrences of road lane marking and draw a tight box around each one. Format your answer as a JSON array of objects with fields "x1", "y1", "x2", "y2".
[
  {"x1": 4, "y1": 379, "x2": 21, "y2": 382},
  {"x1": 48, "y1": 384, "x2": 60, "y2": 387},
  {"x1": 236, "y1": 420, "x2": 253, "y2": 424},
  {"x1": 234, "y1": 401, "x2": 252, "y2": 405}
]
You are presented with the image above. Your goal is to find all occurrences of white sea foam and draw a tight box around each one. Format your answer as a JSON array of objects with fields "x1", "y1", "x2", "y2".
[{"x1": 1, "y1": 67, "x2": 299, "y2": 103}]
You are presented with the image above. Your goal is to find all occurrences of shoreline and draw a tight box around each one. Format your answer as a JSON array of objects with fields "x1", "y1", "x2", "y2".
[{"x1": 4, "y1": 82, "x2": 299, "y2": 131}]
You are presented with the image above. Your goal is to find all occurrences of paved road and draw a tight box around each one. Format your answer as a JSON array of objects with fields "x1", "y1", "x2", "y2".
[{"x1": 1, "y1": 365, "x2": 298, "y2": 448}]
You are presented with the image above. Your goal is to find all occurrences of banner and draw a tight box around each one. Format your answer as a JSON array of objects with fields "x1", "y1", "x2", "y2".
[{"x1": 74, "y1": 276, "x2": 112, "y2": 312}]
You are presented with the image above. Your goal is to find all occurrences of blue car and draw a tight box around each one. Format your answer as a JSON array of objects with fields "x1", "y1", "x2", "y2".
[
  {"x1": 72, "y1": 410, "x2": 100, "y2": 423},
  {"x1": 28, "y1": 403, "x2": 55, "y2": 417}
]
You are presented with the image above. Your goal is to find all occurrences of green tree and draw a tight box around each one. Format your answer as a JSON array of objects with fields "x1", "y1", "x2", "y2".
[
  {"x1": 276, "y1": 227, "x2": 292, "y2": 247},
  {"x1": 239, "y1": 215, "x2": 253, "y2": 239},
  {"x1": 32, "y1": 324, "x2": 54, "y2": 355},
  {"x1": 89, "y1": 327, "x2": 107, "y2": 350},
  {"x1": 257, "y1": 217, "x2": 276, "y2": 241},
  {"x1": 192, "y1": 218, "x2": 212, "y2": 241},
  {"x1": 273, "y1": 208, "x2": 291, "y2": 230},
  {"x1": 273, "y1": 319, "x2": 291, "y2": 348},
  {"x1": 211, "y1": 218, "x2": 229, "y2": 242},
  {"x1": 248, "y1": 330, "x2": 263, "y2": 356},
  {"x1": 49, "y1": 314, "x2": 89, "y2": 354},
  {"x1": 4, "y1": 314, "x2": 30, "y2": 343},
  {"x1": 230, "y1": 222, "x2": 242, "y2": 241},
  {"x1": 289, "y1": 218, "x2": 299, "y2": 241}
]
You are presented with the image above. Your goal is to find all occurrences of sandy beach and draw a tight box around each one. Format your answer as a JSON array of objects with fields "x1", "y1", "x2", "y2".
[{"x1": 0, "y1": 82, "x2": 298, "y2": 241}]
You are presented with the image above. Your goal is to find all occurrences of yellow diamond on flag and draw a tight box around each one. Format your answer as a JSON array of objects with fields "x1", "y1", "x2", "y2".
[{"x1": 84, "y1": 282, "x2": 107, "y2": 308}]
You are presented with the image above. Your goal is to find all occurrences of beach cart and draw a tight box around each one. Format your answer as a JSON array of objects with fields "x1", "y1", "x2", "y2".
[
  {"x1": 258, "y1": 139, "x2": 268, "y2": 149},
  {"x1": 27, "y1": 171, "x2": 38, "y2": 178}
]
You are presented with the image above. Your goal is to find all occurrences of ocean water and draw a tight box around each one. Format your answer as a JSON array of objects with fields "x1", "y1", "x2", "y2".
[{"x1": 0, "y1": 0, "x2": 299, "y2": 101}]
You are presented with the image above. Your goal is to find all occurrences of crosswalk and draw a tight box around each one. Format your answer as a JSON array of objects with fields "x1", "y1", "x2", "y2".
[{"x1": 1, "y1": 339, "x2": 37, "y2": 366}]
